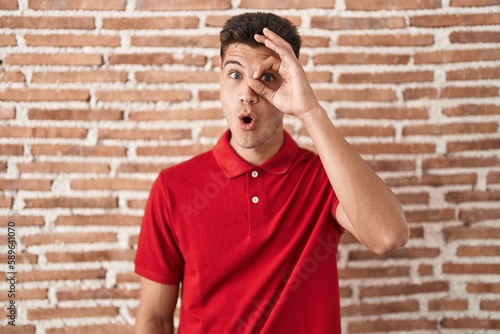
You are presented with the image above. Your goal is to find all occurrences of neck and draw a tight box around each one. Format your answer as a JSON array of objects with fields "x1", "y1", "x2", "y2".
[{"x1": 230, "y1": 131, "x2": 285, "y2": 166}]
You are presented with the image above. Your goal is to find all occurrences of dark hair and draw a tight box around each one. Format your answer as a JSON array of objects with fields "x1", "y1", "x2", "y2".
[{"x1": 220, "y1": 12, "x2": 301, "y2": 60}]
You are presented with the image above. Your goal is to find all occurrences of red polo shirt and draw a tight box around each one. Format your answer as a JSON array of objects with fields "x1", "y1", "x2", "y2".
[{"x1": 135, "y1": 130, "x2": 344, "y2": 333}]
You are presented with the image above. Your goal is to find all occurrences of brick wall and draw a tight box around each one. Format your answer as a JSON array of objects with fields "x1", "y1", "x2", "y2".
[{"x1": 0, "y1": 0, "x2": 499, "y2": 333}]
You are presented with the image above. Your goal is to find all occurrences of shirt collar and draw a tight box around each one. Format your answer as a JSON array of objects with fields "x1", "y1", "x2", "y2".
[{"x1": 212, "y1": 130, "x2": 300, "y2": 178}]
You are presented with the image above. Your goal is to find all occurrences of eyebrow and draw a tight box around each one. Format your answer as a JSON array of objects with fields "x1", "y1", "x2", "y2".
[{"x1": 223, "y1": 59, "x2": 244, "y2": 68}]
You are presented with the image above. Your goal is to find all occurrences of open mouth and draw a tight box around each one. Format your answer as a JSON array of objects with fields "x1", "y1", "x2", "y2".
[{"x1": 242, "y1": 116, "x2": 253, "y2": 124}]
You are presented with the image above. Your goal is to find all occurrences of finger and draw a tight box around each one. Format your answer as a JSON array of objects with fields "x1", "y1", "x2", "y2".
[
  {"x1": 252, "y1": 56, "x2": 281, "y2": 79},
  {"x1": 261, "y1": 28, "x2": 296, "y2": 58},
  {"x1": 247, "y1": 78, "x2": 275, "y2": 103}
]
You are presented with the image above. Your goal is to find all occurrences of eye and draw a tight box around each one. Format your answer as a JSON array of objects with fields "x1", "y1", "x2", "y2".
[
  {"x1": 230, "y1": 72, "x2": 242, "y2": 79},
  {"x1": 260, "y1": 74, "x2": 274, "y2": 82}
]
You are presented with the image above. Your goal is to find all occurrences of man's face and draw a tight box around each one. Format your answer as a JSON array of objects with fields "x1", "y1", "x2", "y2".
[{"x1": 220, "y1": 43, "x2": 284, "y2": 152}]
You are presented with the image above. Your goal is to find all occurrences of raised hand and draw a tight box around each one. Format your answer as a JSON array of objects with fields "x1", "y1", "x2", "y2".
[{"x1": 248, "y1": 28, "x2": 322, "y2": 119}]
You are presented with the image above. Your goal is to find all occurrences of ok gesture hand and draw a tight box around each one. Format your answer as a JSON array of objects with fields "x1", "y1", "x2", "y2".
[{"x1": 248, "y1": 28, "x2": 322, "y2": 120}]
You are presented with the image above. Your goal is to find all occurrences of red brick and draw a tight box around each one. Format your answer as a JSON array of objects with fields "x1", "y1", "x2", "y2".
[
  {"x1": 451, "y1": 0, "x2": 500, "y2": 6},
  {"x1": 5, "y1": 53, "x2": 102, "y2": 65},
  {"x1": 353, "y1": 142, "x2": 435, "y2": 155},
  {"x1": 316, "y1": 88, "x2": 396, "y2": 101},
  {"x1": 28, "y1": 108, "x2": 123, "y2": 121},
  {"x1": 32, "y1": 144, "x2": 126, "y2": 157},
  {"x1": 0, "y1": 252, "x2": 37, "y2": 264},
  {"x1": 23, "y1": 232, "x2": 117, "y2": 246},
  {"x1": 2, "y1": 216, "x2": 44, "y2": 227},
  {"x1": 71, "y1": 178, "x2": 152, "y2": 191},
  {"x1": 137, "y1": 143, "x2": 212, "y2": 157},
  {"x1": 56, "y1": 215, "x2": 141, "y2": 226},
  {"x1": 411, "y1": 13, "x2": 500, "y2": 27},
  {"x1": 349, "y1": 247, "x2": 440, "y2": 261},
  {"x1": 342, "y1": 300, "x2": 419, "y2": 316},
  {"x1": 109, "y1": 53, "x2": 174, "y2": 65},
  {"x1": 397, "y1": 192, "x2": 429, "y2": 204},
  {"x1": 17, "y1": 269, "x2": 106, "y2": 282},
  {"x1": 348, "y1": 319, "x2": 438, "y2": 333},
  {"x1": 128, "y1": 199, "x2": 147, "y2": 210},
  {"x1": 450, "y1": 31, "x2": 500, "y2": 43},
  {"x1": 468, "y1": 282, "x2": 500, "y2": 293},
  {"x1": 0, "y1": 34, "x2": 17, "y2": 46},
  {"x1": 25, "y1": 34, "x2": 121, "y2": 47},
  {"x1": 0, "y1": 201, "x2": 13, "y2": 210},
  {"x1": 336, "y1": 107, "x2": 428, "y2": 120},
  {"x1": 339, "y1": 71, "x2": 433, "y2": 84},
  {"x1": 302, "y1": 36, "x2": 329, "y2": 48},
  {"x1": 28, "y1": 306, "x2": 119, "y2": 320},
  {"x1": 0, "y1": 107, "x2": 16, "y2": 119},
  {"x1": 45, "y1": 249, "x2": 135, "y2": 262},
  {"x1": 0, "y1": 16, "x2": 95, "y2": 29},
  {"x1": 415, "y1": 48, "x2": 500, "y2": 63},
  {"x1": 404, "y1": 122, "x2": 498, "y2": 136},
  {"x1": 0, "y1": 70, "x2": 24, "y2": 82},
  {"x1": 441, "y1": 86, "x2": 498, "y2": 98},
  {"x1": 339, "y1": 266, "x2": 410, "y2": 279},
  {"x1": 447, "y1": 67, "x2": 500, "y2": 81},
  {"x1": 0, "y1": 179, "x2": 52, "y2": 191},
  {"x1": 481, "y1": 300, "x2": 500, "y2": 311},
  {"x1": 368, "y1": 159, "x2": 416, "y2": 172},
  {"x1": 448, "y1": 139, "x2": 500, "y2": 152},
  {"x1": 136, "y1": 0, "x2": 231, "y2": 10},
  {"x1": 311, "y1": 16, "x2": 406, "y2": 30},
  {"x1": 29, "y1": 0, "x2": 126, "y2": 10},
  {"x1": 443, "y1": 263, "x2": 500, "y2": 274},
  {"x1": 0, "y1": 88, "x2": 89, "y2": 102},
  {"x1": 418, "y1": 264, "x2": 434, "y2": 276},
  {"x1": 0, "y1": 326, "x2": 35, "y2": 334},
  {"x1": 117, "y1": 162, "x2": 171, "y2": 173},
  {"x1": 103, "y1": 16, "x2": 199, "y2": 29},
  {"x1": 428, "y1": 299, "x2": 468, "y2": 311},
  {"x1": 460, "y1": 208, "x2": 500, "y2": 222},
  {"x1": 346, "y1": 0, "x2": 441, "y2": 10},
  {"x1": 441, "y1": 318, "x2": 500, "y2": 329},
  {"x1": 129, "y1": 109, "x2": 222, "y2": 121},
  {"x1": 315, "y1": 52, "x2": 409, "y2": 65},
  {"x1": 96, "y1": 89, "x2": 190, "y2": 102},
  {"x1": 489, "y1": 171, "x2": 500, "y2": 184},
  {"x1": 0, "y1": 144, "x2": 23, "y2": 155},
  {"x1": 57, "y1": 288, "x2": 139, "y2": 301},
  {"x1": 136, "y1": 71, "x2": 218, "y2": 83},
  {"x1": 0, "y1": 126, "x2": 87, "y2": 138},
  {"x1": 240, "y1": 0, "x2": 334, "y2": 9},
  {"x1": 18, "y1": 162, "x2": 109, "y2": 174},
  {"x1": 24, "y1": 197, "x2": 118, "y2": 209},
  {"x1": 457, "y1": 245, "x2": 500, "y2": 257},
  {"x1": 405, "y1": 86, "x2": 498, "y2": 100},
  {"x1": 404, "y1": 209, "x2": 456, "y2": 222},
  {"x1": 446, "y1": 190, "x2": 500, "y2": 203},
  {"x1": 32, "y1": 70, "x2": 127, "y2": 83},
  {"x1": 0, "y1": 0, "x2": 18, "y2": 9},
  {"x1": 46, "y1": 325, "x2": 134, "y2": 334},
  {"x1": 338, "y1": 33, "x2": 434, "y2": 46},
  {"x1": 99, "y1": 128, "x2": 191, "y2": 141},
  {"x1": 444, "y1": 227, "x2": 500, "y2": 240},
  {"x1": 424, "y1": 156, "x2": 500, "y2": 169},
  {"x1": 360, "y1": 281, "x2": 449, "y2": 298},
  {"x1": 309, "y1": 125, "x2": 394, "y2": 138},
  {"x1": 132, "y1": 35, "x2": 219, "y2": 48}
]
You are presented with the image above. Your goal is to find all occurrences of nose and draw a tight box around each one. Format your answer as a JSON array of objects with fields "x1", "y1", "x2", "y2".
[{"x1": 239, "y1": 81, "x2": 258, "y2": 104}]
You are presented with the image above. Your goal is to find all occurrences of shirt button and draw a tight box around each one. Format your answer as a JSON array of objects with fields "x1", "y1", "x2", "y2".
[
  {"x1": 251, "y1": 196, "x2": 259, "y2": 204},
  {"x1": 251, "y1": 170, "x2": 259, "y2": 178}
]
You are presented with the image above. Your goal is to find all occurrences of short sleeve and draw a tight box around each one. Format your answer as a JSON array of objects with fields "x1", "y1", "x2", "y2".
[{"x1": 134, "y1": 172, "x2": 184, "y2": 285}]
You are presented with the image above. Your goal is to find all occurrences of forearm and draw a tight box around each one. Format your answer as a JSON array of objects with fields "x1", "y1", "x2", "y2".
[
  {"x1": 300, "y1": 107, "x2": 409, "y2": 254},
  {"x1": 135, "y1": 317, "x2": 174, "y2": 334}
]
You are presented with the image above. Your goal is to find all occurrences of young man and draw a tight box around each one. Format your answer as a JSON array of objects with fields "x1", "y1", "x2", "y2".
[{"x1": 134, "y1": 12, "x2": 409, "y2": 333}]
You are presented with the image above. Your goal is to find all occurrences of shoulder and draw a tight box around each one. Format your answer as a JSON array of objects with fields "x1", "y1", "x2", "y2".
[{"x1": 157, "y1": 150, "x2": 217, "y2": 184}]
